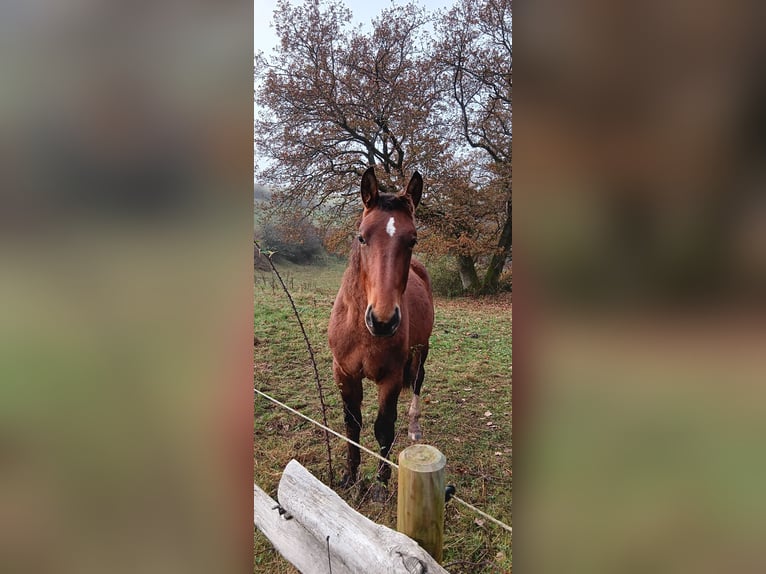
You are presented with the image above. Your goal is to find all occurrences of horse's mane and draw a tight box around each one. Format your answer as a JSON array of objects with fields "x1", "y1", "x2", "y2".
[{"x1": 376, "y1": 192, "x2": 415, "y2": 214}]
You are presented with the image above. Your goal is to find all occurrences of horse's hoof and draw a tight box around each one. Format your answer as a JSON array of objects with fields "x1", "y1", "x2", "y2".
[
  {"x1": 370, "y1": 482, "x2": 389, "y2": 502},
  {"x1": 408, "y1": 423, "x2": 422, "y2": 442}
]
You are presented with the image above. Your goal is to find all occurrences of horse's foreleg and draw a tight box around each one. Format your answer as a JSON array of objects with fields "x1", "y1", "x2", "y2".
[
  {"x1": 335, "y1": 362, "x2": 362, "y2": 488},
  {"x1": 373, "y1": 382, "x2": 401, "y2": 484}
]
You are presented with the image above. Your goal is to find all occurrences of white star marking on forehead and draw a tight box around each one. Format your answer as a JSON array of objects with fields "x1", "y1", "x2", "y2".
[{"x1": 386, "y1": 216, "x2": 396, "y2": 237}]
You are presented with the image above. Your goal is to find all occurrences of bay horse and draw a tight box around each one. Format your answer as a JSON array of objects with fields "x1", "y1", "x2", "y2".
[{"x1": 328, "y1": 167, "x2": 434, "y2": 490}]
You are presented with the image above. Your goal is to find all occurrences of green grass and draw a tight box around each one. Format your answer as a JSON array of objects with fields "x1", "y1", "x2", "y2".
[{"x1": 254, "y1": 260, "x2": 512, "y2": 573}]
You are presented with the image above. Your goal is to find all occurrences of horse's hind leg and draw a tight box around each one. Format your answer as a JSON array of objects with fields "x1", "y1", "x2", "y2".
[
  {"x1": 407, "y1": 348, "x2": 429, "y2": 441},
  {"x1": 334, "y1": 360, "x2": 362, "y2": 488},
  {"x1": 374, "y1": 381, "x2": 401, "y2": 484}
]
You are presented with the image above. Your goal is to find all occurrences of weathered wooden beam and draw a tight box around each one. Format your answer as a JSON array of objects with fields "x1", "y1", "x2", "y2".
[
  {"x1": 255, "y1": 459, "x2": 449, "y2": 574},
  {"x1": 254, "y1": 480, "x2": 354, "y2": 574}
]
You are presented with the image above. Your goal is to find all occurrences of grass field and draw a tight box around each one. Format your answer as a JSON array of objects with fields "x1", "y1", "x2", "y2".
[{"x1": 254, "y1": 259, "x2": 512, "y2": 573}]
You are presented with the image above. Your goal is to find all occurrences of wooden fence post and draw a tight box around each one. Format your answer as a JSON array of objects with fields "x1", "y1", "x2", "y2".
[{"x1": 397, "y1": 444, "x2": 446, "y2": 563}]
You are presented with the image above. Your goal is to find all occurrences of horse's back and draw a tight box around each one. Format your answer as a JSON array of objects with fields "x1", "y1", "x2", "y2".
[
  {"x1": 410, "y1": 258, "x2": 432, "y2": 299},
  {"x1": 406, "y1": 258, "x2": 434, "y2": 347}
]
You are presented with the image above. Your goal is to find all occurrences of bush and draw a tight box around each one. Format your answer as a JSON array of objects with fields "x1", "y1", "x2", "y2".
[
  {"x1": 424, "y1": 256, "x2": 465, "y2": 297},
  {"x1": 260, "y1": 221, "x2": 325, "y2": 264}
]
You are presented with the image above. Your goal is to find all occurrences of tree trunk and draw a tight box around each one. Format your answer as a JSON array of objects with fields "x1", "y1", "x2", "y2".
[
  {"x1": 457, "y1": 254, "x2": 480, "y2": 291},
  {"x1": 481, "y1": 198, "x2": 512, "y2": 293}
]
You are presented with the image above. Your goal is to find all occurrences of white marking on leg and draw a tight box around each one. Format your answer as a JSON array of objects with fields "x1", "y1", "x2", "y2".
[
  {"x1": 408, "y1": 394, "x2": 422, "y2": 441},
  {"x1": 386, "y1": 216, "x2": 396, "y2": 237}
]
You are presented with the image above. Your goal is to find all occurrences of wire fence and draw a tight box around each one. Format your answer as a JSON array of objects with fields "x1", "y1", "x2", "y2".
[{"x1": 255, "y1": 387, "x2": 512, "y2": 535}]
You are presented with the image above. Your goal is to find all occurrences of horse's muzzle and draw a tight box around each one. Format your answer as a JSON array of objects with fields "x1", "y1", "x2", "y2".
[{"x1": 365, "y1": 305, "x2": 401, "y2": 337}]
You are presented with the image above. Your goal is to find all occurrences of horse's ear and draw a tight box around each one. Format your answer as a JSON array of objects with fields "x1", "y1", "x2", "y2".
[
  {"x1": 361, "y1": 167, "x2": 379, "y2": 208},
  {"x1": 406, "y1": 171, "x2": 423, "y2": 208}
]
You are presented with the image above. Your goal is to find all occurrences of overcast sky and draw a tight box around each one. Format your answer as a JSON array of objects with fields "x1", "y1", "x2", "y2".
[{"x1": 254, "y1": 0, "x2": 455, "y2": 58}]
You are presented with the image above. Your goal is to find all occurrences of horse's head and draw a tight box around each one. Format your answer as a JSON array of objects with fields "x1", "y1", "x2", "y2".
[{"x1": 357, "y1": 167, "x2": 422, "y2": 337}]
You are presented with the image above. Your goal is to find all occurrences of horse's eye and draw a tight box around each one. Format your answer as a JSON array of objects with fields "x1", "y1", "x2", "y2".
[
  {"x1": 358, "y1": 235, "x2": 366, "y2": 245},
  {"x1": 410, "y1": 237, "x2": 418, "y2": 248}
]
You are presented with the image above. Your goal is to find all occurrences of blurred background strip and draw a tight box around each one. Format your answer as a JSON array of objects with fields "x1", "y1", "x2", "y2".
[
  {"x1": 515, "y1": 0, "x2": 766, "y2": 573},
  {"x1": 0, "y1": 1, "x2": 254, "y2": 573}
]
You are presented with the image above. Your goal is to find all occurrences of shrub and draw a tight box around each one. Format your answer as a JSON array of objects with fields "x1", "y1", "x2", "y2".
[
  {"x1": 260, "y1": 220, "x2": 325, "y2": 264},
  {"x1": 424, "y1": 256, "x2": 465, "y2": 297}
]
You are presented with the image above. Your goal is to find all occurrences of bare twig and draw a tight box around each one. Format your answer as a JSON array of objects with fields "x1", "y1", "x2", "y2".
[{"x1": 254, "y1": 239, "x2": 335, "y2": 486}]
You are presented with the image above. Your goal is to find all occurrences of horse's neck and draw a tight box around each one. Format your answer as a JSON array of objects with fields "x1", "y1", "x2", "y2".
[{"x1": 342, "y1": 246, "x2": 367, "y2": 314}]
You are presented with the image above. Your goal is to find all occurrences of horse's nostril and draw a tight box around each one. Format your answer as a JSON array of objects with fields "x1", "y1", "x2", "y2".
[{"x1": 365, "y1": 305, "x2": 401, "y2": 337}]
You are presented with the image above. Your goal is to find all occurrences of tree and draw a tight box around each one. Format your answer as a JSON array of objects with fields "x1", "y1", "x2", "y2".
[
  {"x1": 415, "y1": 156, "x2": 507, "y2": 290},
  {"x1": 255, "y1": 0, "x2": 445, "y2": 212},
  {"x1": 254, "y1": 0, "x2": 512, "y2": 293},
  {"x1": 435, "y1": 0, "x2": 512, "y2": 292}
]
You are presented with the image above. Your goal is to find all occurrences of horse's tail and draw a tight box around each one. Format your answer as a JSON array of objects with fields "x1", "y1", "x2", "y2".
[
  {"x1": 403, "y1": 356, "x2": 413, "y2": 389},
  {"x1": 403, "y1": 347, "x2": 425, "y2": 389}
]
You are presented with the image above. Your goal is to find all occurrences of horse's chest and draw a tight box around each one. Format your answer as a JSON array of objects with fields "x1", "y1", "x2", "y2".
[
  {"x1": 361, "y1": 350, "x2": 403, "y2": 382},
  {"x1": 333, "y1": 344, "x2": 402, "y2": 382},
  {"x1": 329, "y1": 301, "x2": 408, "y2": 383},
  {"x1": 331, "y1": 335, "x2": 405, "y2": 384}
]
